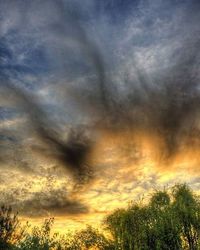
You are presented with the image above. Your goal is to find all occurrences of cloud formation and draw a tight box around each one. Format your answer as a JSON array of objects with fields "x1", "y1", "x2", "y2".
[
  {"x1": 0, "y1": 0, "x2": 200, "y2": 220},
  {"x1": 15, "y1": 189, "x2": 89, "y2": 217}
]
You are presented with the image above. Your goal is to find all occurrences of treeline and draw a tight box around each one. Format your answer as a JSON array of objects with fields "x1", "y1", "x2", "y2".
[{"x1": 1, "y1": 184, "x2": 200, "y2": 250}]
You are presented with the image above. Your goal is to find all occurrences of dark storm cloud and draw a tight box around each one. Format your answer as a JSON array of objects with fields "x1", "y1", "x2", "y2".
[
  {"x1": 19, "y1": 193, "x2": 89, "y2": 217},
  {"x1": 66, "y1": 43, "x2": 200, "y2": 162},
  {"x1": 0, "y1": 186, "x2": 88, "y2": 217}
]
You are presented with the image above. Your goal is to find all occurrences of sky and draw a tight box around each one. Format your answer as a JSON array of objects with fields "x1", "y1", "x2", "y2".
[{"x1": 0, "y1": 0, "x2": 200, "y2": 233}]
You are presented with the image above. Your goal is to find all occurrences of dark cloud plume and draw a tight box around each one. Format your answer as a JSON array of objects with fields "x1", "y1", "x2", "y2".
[
  {"x1": 0, "y1": 81, "x2": 93, "y2": 186},
  {"x1": 19, "y1": 196, "x2": 89, "y2": 217}
]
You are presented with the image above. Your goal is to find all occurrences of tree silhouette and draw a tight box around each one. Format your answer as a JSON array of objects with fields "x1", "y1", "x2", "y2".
[
  {"x1": 104, "y1": 184, "x2": 200, "y2": 250},
  {"x1": 172, "y1": 184, "x2": 200, "y2": 249}
]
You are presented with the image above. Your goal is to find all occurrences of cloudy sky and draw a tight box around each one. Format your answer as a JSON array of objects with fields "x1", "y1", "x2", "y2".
[{"x1": 0, "y1": 0, "x2": 200, "y2": 232}]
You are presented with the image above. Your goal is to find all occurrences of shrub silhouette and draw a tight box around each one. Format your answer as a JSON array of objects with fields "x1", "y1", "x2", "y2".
[
  {"x1": 0, "y1": 205, "x2": 27, "y2": 250},
  {"x1": 19, "y1": 218, "x2": 60, "y2": 250},
  {"x1": 62, "y1": 225, "x2": 114, "y2": 250}
]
